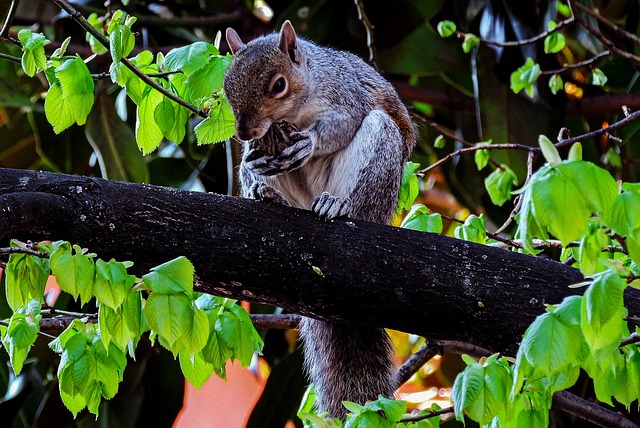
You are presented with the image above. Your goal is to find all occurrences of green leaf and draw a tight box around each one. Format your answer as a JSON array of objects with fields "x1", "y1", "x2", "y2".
[
  {"x1": 400, "y1": 204, "x2": 443, "y2": 233},
  {"x1": 179, "y1": 308, "x2": 209, "y2": 354},
  {"x1": 217, "y1": 305, "x2": 263, "y2": 366},
  {"x1": 462, "y1": 33, "x2": 480, "y2": 53},
  {"x1": 44, "y1": 82, "x2": 76, "y2": 133},
  {"x1": 485, "y1": 165, "x2": 518, "y2": 206},
  {"x1": 164, "y1": 42, "x2": 219, "y2": 76},
  {"x1": 85, "y1": 381, "x2": 102, "y2": 415},
  {"x1": 109, "y1": 23, "x2": 135, "y2": 62},
  {"x1": 86, "y1": 13, "x2": 108, "y2": 55},
  {"x1": 576, "y1": 220, "x2": 608, "y2": 275},
  {"x1": 185, "y1": 56, "x2": 231, "y2": 107},
  {"x1": 568, "y1": 142, "x2": 582, "y2": 161},
  {"x1": 136, "y1": 86, "x2": 165, "y2": 154},
  {"x1": 154, "y1": 96, "x2": 176, "y2": 136},
  {"x1": 363, "y1": 395, "x2": 407, "y2": 422},
  {"x1": 179, "y1": 350, "x2": 215, "y2": 389},
  {"x1": 581, "y1": 270, "x2": 626, "y2": 360},
  {"x1": 2, "y1": 307, "x2": 40, "y2": 375},
  {"x1": 201, "y1": 325, "x2": 232, "y2": 379},
  {"x1": 18, "y1": 29, "x2": 50, "y2": 77},
  {"x1": 50, "y1": 245, "x2": 96, "y2": 304},
  {"x1": 110, "y1": 50, "x2": 157, "y2": 105},
  {"x1": 5, "y1": 252, "x2": 49, "y2": 311},
  {"x1": 538, "y1": 135, "x2": 561, "y2": 167},
  {"x1": 396, "y1": 161, "x2": 420, "y2": 213},
  {"x1": 475, "y1": 147, "x2": 489, "y2": 170},
  {"x1": 451, "y1": 357, "x2": 511, "y2": 425},
  {"x1": 544, "y1": 32, "x2": 566, "y2": 54},
  {"x1": 519, "y1": 161, "x2": 617, "y2": 248},
  {"x1": 520, "y1": 309, "x2": 582, "y2": 379},
  {"x1": 99, "y1": 301, "x2": 137, "y2": 350},
  {"x1": 55, "y1": 55, "x2": 95, "y2": 126},
  {"x1": 437, "y1": 21, "x2": 457, "y2": 38},
  {"x1": 583, "y1": 269, "x2": 625, "y2": 330},
  {"x1": 94, "y1": 259, "x2": 134, "y2": 309},
  {"x1": 549, "y1": 74, "x2": 563, "y2": 95},
  {"x1": 605, "y1": 186, "x2": 640, "y2": 237},
  {"x1": 144, "y1": 292, "x2": 193, "y2": 350},
  {"x1": 454, "y1": 214, "x2": 487, "y2": 244},
  {"x1": 591, "y1": 68, "x2": 607, "y2": 87},
  {"x1": 60, "y1": 389, "x2": 86, "y2": 418},
  {"x1": 194, "y1": 95, "x2": 236, "y2": 144},
  {"x1": 142, "y1": 256, "x2": 194, "y2": 294},
  {"x1": 434, "y1": 134, "x2": 446, "y2": 148},
  {"x1": 510, "y1": 58, "x2": 540, "y2": 97}
]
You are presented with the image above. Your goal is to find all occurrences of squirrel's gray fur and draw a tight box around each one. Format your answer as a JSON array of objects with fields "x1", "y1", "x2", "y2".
[{"x1": 223, "y1": 20, "x2": 415, "y2": 419}]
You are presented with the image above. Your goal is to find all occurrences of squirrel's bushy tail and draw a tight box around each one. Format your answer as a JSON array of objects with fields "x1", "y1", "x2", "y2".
[{"x1": 298, "y1": 317, "x2": 395, "y2": 419}]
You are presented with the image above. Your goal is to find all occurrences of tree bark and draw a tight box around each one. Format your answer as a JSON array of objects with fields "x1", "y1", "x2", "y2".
[{"x1": 0, "y1": 167, "x2": 604, "y2": 354}]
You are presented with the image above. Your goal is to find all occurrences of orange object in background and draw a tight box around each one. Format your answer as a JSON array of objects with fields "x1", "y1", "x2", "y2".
[{"x1": 174, "y1": 362, "x2": 266, "y2": 428}]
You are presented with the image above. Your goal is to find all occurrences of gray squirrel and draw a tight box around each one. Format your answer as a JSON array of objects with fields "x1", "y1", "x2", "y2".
[{"x1": 223, "y1": 20, "x2": 416, "y2": 419}]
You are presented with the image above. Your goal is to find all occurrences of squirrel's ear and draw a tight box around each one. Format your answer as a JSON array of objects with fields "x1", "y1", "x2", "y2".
[
  {"x1": 279, "y1": 20, "x2": 300, "y2": 64},
  {"x1": 226, "y1": 28, "x2": 245, "y2": 54}
]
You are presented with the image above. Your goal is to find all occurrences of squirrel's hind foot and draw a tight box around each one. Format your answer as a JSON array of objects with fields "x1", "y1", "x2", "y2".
[
  {"x1": 249, "y1": 182, "x2": 291, "y2": 206},
  {"x1": 312, "y1": 192, "x2": 352, "y2": 220}
]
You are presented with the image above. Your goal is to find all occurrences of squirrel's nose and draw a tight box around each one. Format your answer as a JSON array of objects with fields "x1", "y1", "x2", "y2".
[{"x1": 236, "y1": 122, "x2": 260, "y2": 141}]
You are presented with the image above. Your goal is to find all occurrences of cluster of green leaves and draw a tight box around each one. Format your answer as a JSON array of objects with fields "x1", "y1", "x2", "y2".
[
  {"x1": 2, "y1": 241, "x2": 263, "y2": 417},
  {"x1": 16, "y1": 9, "x2": 235, "y2": 155},
  {"x1": 436, "y1": 15, "x2": 607, "y2": 98},
  {"x1": 447, "y1": 136, "x2": 640, "y2": 426},
  {"x1": 393, "y1": 128, "x2": 640, "y2": 427},
  {"x1": 298, "y1": 389, "x2": 441, "y2": 428}
]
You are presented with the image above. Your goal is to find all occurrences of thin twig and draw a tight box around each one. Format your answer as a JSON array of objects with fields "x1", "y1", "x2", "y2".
[
  {"x1": 353, "y1": 0, "x2": 378, "y2": 68},
  {"x1": 572, "y1": 1, "x2": 640, "y2": 46},
  {"x1": 494, "y1": 151, "x2": 534, "y2": 235},
  {"x1": 0, "y1": 246, "x2": 49, "y2": 258},
  {"x1": 419, "y1": 106, "x2": 640, "y2": 176},
  {"x1": 440, "y1": 340, "x2": 493, "y2": 357},
  {"x1": 540, "y1": 50, "x2": 611, "y2": 75},
  {"x1": 399, "y1": 406, "x2": 455, "y2": 423},
  {"x1": 42, "y1": 308, "x2": 97, "y2": 318},
  {"x1": 52, "y1": 0, "x2": 206, "y2": 118},
  {"x1": 620, "y1": 332, "x2": 640, "y2": 348},
  {"x1": 454, "y1": 16, "x2": 574, "y2": 48},
  {"x1": 417, "y1": 143, "x2": 534, "y2": 177},
  {"x1": 0, "y1": 52, "x2": 21, "y2": 64},
  {"x1": 250, "y1": 313, "x2": 300, "y2": 330},
  {"x1": 570, "y1": 0, "x2": 640, "y2": 64},
  {"x1": 0, "y1": 0, "x2": 20, "y2": 39},
  {"x1": 556, "y1": 107, "x2": 640, "y2": 148},
  {"x1": 392, "y1": 341, "x2": 442, "y2": 389}
]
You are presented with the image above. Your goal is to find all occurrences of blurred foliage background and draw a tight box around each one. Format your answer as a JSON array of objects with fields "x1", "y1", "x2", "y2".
[{"x1": 1, "y1": 0, "x2": 640, "y2": 426}]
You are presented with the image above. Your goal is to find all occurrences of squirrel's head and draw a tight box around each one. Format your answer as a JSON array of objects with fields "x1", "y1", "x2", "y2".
[{"x1": 223, "y1": 21, "x2": 306, "y2": 141}]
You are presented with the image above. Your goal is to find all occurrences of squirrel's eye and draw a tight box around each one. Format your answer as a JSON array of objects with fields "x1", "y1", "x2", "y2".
[{"x1": 271, "y1": 76, "x2": 287, "y2": 97}]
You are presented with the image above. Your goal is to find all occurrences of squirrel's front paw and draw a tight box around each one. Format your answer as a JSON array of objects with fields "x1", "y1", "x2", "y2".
[
  {"x1": 245, "y1": 134, "x2": 314, "y2": 176},
  {"x1": 249, "y1": 182, "x2": 291, "y2": 206},
  {"x1": 312, "y1": 192, "x2": 352, "y2": 220}
]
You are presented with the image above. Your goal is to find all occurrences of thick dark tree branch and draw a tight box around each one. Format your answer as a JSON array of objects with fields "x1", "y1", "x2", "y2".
[
  {"x1": 0, "y1": 170, "x2": 635, "y2": 427},
  {"x1": 0, "y1": 167, "x2": 600, "y2": 356}
]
